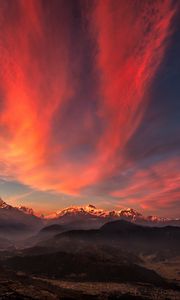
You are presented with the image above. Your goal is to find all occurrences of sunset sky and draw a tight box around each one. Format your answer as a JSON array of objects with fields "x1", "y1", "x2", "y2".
[{"x1": 0, "y1": 0, "x2": 179, "y2": 217}]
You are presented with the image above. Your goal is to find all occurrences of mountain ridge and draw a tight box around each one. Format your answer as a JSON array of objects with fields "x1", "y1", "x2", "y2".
[
  {"x1": 0, "y1": 198, "x2": 43, "y2": 237},
  {"x1": 45, "y1": 203, "x2": 180, "y2": 227},
  {"x1": 0, "y1": 198, "x2": 180, "y2": 227}
]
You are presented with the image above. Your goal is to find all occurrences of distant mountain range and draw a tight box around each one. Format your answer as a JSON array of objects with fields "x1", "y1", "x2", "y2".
[
  {"x1": 0, "y1": 198, "x2": 180, "y2": 231},
  {"x1": 45, "y1": 203, "x2": 180, "y2": 227}
]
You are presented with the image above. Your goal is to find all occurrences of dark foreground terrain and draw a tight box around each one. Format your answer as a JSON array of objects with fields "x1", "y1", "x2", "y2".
[
  {"x1": 0, "y1": 220, "x2": 180, "y2": 299},
  {"x1": 0, "y1": 266, "x2": 179, "y2": 299}
]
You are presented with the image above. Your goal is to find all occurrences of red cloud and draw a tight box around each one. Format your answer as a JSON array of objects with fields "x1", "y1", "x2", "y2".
[
  {"x1": 112, "y1": 157, "x2": 180, "y2": 217},
  {"x1": 0, "y1": 0, "x2": 75, "y2": 189},
  {"x1": 0, "y1": 0, "x2": 177, "y2": 200},
  {"x1": 89, "y1": 0, "x2": 175, "y2": 169}
]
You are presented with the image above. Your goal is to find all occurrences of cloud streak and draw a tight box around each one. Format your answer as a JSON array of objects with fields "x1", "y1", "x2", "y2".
[{"x1": 0, "y1": 0, "x2": 179, "y2": 214}]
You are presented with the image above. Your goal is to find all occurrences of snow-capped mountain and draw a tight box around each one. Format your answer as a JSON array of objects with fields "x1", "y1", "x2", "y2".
[
  {"x1": 18, "y1": 206, "x2": 35, "y2": 215},
  {"x1": 0, "y1": 198, "x2": 180, "y2": 229},
  {"x1": 0, "y1": 198, "x2": 43, "y2": 233},
  {"x1": 46, "y1": 204, "x2": 142, "y2": 219},
  {"x1": 0, "y1": 198, "x2": 12, "y2": 209},
  {"x1": 51, "y1": 204, "x2": 109, "y2": 218},
  {"x1": 46, "y1": 204, "x2": 180, "y2": 227}
]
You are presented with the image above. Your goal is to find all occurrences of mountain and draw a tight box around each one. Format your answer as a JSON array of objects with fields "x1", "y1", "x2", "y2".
[
  {"x1": 0, "y1": 198, "x2": 43, "y2": 239},
  {"x1": 100, "y1": 219, "x2": 141, "y2": 232},
  {"x1": 0, "y1": 198, "x2": 12, "y2": 209},
  {"x1": 100, "y1": 219, "x2": 180, "y2": 241},
  {"x1": 46, "y1": 204, "x2": 180, "y2": 227},
  {"x1": 0, "y1": 197, "x2": 180, "y2": 239},
  {"x1": 18, "y1": 206, "x2": 35, "y2": 215},
  {"x1": 46, "y1": 205, "x2": 142, "y2": 219},
  {"x1": 40, "y1": 220, "x2": 180, "y2": 260},
  {"x1": 46, "y1": 204, "x2": 109, "y2": 219}
]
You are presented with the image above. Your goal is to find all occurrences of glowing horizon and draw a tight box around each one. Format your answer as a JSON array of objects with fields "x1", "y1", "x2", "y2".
[{"x1": 0, "y1": 0, "x2": 179, "y2": 218}]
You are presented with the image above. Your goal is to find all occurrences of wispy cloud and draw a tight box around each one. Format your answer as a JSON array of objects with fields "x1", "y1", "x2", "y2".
[{"x1": 0, "y1": 0, "x2": 178, "y2": 215}]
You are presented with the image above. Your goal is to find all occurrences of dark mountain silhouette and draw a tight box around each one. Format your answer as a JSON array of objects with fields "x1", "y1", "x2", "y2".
[
  {"x1": 36, "y1": 220, "x2": 179, "y2": 260},
  {"x1": 100, "y1": 219, "x2": 140, "y2": 232},
  {"x1": 55, "y1": 219, "x2": 180, "y2": 241}
]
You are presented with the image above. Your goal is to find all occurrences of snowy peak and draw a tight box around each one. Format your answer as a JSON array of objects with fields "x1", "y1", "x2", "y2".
[
  {"x1": 0, "y1": 198, "x2": 35, "y2": 216},
  {"x1": 57, "y1": 206, "x2": 86, "y2": 216},
  {"x1": 18, "y1": 206, "x2": 35, "y2": 215},
  {"x1": 0, "y1": 197, "x2": 43, "y2": 230},
  {"x1": 45, "y1": 204, "x2": 107, "y2": 219},
  {"x1": 45, "y1": 204, "x2": 180, "y2": 227},
  {"x1": 118, "y1": 208, "x2": 143, "y2": 219},
  {"x1": 0, "y1": 198, "x2": 179, "y2": 227},
  {"x1": 0, "y1": 198, "x2": 11, "y2": 209},
  {"x1": 47, "y1": 204, "x2": 143, "y2": 220},
  {"x1": 53, "y1": 204, "x2": 109, "y2": 218},
  {"x1": 84, "y1": 204, "x2": 109, "y2": 217}
]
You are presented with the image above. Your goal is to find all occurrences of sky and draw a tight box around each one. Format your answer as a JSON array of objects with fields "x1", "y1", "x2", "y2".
[{"x1": 0, "y1": 0, "x2": 179, "y2": 217}]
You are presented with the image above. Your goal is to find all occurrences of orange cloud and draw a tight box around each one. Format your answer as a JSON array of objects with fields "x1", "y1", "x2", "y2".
[
  {"x1": 0, "y1": 0, "x2": 74, "y2": 189},
  {"x1": 0, "y1": 0, "x2": 177, "y2": 199}
]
